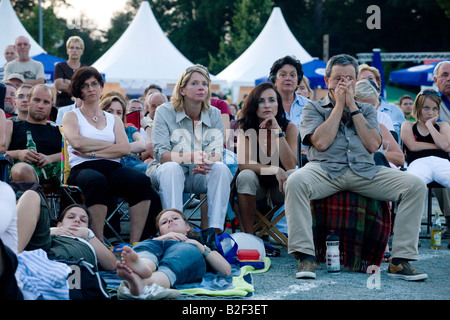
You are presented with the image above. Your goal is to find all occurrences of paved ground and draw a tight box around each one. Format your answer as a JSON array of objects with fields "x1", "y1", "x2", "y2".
[
  {"x1": 249, "y1": 237, "x2": 450, "y2": 301},
  {"x1": 175, "y1": 233, "x2": 450, "y2": 302}
]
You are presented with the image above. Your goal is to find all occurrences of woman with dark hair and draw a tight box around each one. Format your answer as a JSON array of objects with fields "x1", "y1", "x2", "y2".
[
  {"x1": 235, "y1": 82, "x2": 298, "y2": 233},
  {"x1": 62, "y1": 66, "x2": 154, "y2": 244},
  {"x1": 16, "y1": 190, "x2": 117, "y2": 270},
  {"x1": 269, "y1": 55, "x2": 308, "y2": 129},
  {"x1": 270, "y1": 56, "x2": 307, "y2": 163}
]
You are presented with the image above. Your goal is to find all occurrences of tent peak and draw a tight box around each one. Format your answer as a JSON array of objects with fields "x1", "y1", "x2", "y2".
[{"x1": 0, "y1": 0, "x2": 45, "y2": 65}]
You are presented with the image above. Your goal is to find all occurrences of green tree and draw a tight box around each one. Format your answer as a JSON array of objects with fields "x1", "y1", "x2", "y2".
[
  {"x1": 20, "y1": 3, "x2": 66, "y2": 55},
  {"x1": 209, "y1": 0, "x2": 273, "y2": 74},
  {"x1": 11, "y1": 0, "x2": 69, "y2": 55}
]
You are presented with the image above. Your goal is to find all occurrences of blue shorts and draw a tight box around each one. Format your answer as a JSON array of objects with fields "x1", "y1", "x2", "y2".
[{"x1": 133, "y1": 239, "x2": 206, "y2": 286}]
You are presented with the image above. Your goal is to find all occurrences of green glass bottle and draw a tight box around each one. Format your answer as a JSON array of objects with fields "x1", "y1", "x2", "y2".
[
  {"x1": 26, "y1": 130, "x2": 37, "y2": 151},
  {"x1": 25, "y1": 130, "x2": 47, "y2": 179}
]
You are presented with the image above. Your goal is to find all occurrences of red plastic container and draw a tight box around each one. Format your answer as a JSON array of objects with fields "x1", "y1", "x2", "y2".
[{"x1": 237, "y1": 249, "x2": 260, "y2": 261}]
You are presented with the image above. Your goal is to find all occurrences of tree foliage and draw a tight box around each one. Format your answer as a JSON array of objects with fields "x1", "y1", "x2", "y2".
[
  {"x1": 11, "y1": 0, "x2": 67, "y2": 55},
  {"x1": 209, "y1": 0, "x2": 273, "y2": 74},
  {"x1": 9, "y1": 0, "x2": 450, "y2": 77}
]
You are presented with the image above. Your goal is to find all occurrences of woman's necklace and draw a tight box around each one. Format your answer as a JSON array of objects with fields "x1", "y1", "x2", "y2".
[
  {"x1": 67, "y1": 60, "x2": 81, "y2": 73},
  {"x1": 80, "y1": 108, "x2": 101, "y2": 122}
]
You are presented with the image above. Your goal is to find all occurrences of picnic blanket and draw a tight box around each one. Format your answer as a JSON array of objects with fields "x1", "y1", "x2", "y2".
[
  {"x1": 311, "y1": 191, "x2": 391, "y2": 272},
  {"x1": 100, "y1": 257, "x2": 271, "y2": 299}
]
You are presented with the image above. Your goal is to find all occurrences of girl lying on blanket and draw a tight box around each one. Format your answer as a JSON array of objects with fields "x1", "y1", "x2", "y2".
[{"x1": 116, "y1": 209, "x2": 232, "y2": 299}]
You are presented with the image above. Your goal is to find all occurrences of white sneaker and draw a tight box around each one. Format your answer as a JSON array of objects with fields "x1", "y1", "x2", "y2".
[{"x1": 117, "y1": 281, "x2": 181, "y2": 300}]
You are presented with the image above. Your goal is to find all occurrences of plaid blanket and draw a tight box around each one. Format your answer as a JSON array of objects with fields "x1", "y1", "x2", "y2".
[{"x1": 311, "y1": 191, "x2": 391, "y2": 272}]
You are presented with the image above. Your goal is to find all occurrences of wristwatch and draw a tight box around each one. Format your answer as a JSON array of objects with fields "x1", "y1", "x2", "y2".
[
  {"x1": 203, "y1": 245, "x2": 211, "y2": 258},
  {"x1": 350, "y1": 109, "x2": 362, "y2": 117},
  {"x1": 85, "y1": 229, "x2": 95, "y2": 242}
]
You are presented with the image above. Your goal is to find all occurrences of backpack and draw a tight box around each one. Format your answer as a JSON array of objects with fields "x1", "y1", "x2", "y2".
[
  {"x1": 58, "y1": 258, "x2": 110, "y2": 300},
  {"x1": 215, "y1": 233, "x2": 239, "y2": 264},
  {"x1": 195, "y1": 228, "x2": 239, "y2": 264}
]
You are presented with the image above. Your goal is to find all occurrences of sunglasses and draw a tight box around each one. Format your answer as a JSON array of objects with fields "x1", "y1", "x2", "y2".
[
  {"x1": 185, "y1": 64, "x2": 209, "y2": 74},
  {"x1": 418, "y1": 90, "x2": 439, "y2": 97}
]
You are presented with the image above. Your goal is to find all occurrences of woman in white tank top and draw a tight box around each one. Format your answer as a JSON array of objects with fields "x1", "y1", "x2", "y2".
[{"x1": 62, "y1": 67, "x2": 154, "y2": 245}]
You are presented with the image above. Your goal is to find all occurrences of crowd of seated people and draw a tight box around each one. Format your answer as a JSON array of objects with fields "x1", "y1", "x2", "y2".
[{"x1": 3, "y1": 40, "x2": 450, "y2": 299}]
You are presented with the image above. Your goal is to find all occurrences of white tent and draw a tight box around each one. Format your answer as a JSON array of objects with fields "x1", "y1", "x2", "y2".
[
  {"x1": 217, "y1": 7, "x2": 313, "y2": 101},
  {"x1": 0, "y1": 0, "x2": 45, "y2": 66},
  {"x1": 93, "y1": 1, "x2": 198, "y2": 96}
]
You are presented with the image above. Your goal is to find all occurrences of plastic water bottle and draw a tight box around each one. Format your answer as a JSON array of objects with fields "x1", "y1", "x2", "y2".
[
  {"x1": 326, "y1": 230, "x2": 340, "y2": 273},
  {"x1": 431, "y1": 211, "x2": 442, "y2": 250}
]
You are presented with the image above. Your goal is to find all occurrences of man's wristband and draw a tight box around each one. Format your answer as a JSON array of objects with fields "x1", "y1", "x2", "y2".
[
  {"x1": 277, "y1": 132, "x2": 286, "y2": 138},
  {"x1": 350, "y1": 110, "x2": 362, "y2": 117}
]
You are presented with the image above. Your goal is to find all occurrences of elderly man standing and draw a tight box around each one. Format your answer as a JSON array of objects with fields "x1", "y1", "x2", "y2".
[
  {"x1": 285, "y1": 54, "x2": 428, "y2": 282},
  {"x1": 0, "y1": 45, "x2": 17, "y2": 81},
  {"x1": 3, "y1": 36, "x2": 45, "y2": 85},
  {"x1": 433, "y1": 60, "x2": 450, "y2": 240},
  {"x1": 6, "y1": 84, "x2": 61, "y2": 185}
]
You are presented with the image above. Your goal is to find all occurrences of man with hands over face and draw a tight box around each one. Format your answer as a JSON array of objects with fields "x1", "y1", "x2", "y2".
[{"x1": 284, "y1": 54, "x2": 428, "y2": 282}]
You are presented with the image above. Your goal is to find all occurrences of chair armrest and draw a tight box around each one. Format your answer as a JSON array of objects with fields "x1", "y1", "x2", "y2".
[
  {"x1": 0, "y1": 154, "x2": 13, "y2": 166},
  {"x1": 0, "y1": 154, "x2": 13, "y2": 182}
]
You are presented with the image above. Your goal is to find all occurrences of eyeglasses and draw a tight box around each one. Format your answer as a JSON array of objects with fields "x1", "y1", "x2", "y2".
[{"x1": 81, "y1": 81, "x2": 100, "y2": 90}]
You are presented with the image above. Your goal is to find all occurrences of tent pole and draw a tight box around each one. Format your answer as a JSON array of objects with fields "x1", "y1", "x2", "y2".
[{"x1": 39, "y1": 0, "x2": 43, "y2": 47}]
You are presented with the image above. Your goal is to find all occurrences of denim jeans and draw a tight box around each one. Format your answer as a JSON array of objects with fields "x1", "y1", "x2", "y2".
[
  {"x1": 121, "y1": 155, "x2": 149, "y2": 174},
  {"x1": 133, "y1": 239, "x2": 206, "y2": 286}
]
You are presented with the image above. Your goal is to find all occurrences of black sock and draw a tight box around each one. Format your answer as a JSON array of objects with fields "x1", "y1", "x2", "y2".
[
  {"x1": 392, "y1": 258, "x2": 408, "y2": 265},
  {"x1": 297, "y1": 253, "x2": 315, "y2": 261}
]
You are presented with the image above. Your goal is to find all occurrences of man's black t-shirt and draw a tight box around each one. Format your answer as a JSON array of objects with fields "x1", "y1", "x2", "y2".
[{"x1": 9, "y1": 121, "x2": 61, "y2": 155}]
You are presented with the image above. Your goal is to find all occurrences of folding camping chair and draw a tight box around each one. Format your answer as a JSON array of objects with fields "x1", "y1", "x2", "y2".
[
  {"x1": 421, "y1": 181, "x2": 445, "y2": 237},
  {"x1": 234, "y1": 134, "x2": 304, "y2": 248},
  {"x1": 253, "y1": 204, "x2": 287, "y2": 247},
  {"x1": 0, "y1": 154, "x2": 13, "y2": 182}
]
